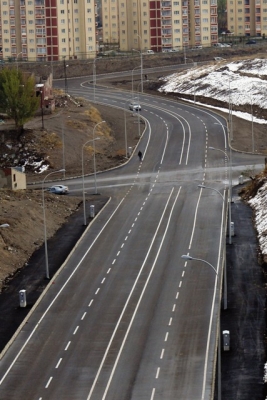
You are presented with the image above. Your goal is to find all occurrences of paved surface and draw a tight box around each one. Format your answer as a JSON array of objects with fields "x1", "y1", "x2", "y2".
[
  {"x1": 0, "y1": 187, "x2": 266, "y2": 399},
  {"x1": 215, "y1": 184, "x2": 266, "y2": 400},
  {"x1": 0, "y1": 196, "x2": 108, "y2": 354}
]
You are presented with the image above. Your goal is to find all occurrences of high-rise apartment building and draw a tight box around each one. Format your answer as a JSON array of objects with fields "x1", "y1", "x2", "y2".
[
  {"x1": 0, "y1": 0, "x2": 98, "y2": 61},
  {"x1": 101, "y1": 0, "x2": 218, "y2": 52},
  {"x1": 227, "y1": 0, "x2": 267, "y2": 37}
]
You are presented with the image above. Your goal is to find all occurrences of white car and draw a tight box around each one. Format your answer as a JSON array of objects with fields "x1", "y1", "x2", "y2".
[
  {"x1": 48, "y1": 185, "x2": 69, "y2": 194},
  {"x1": 129, "y1": 103, "x2": 141, "y2": 111}
]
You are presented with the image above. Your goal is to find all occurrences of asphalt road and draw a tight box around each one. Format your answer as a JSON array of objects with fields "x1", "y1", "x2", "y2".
[{"x1": 0, "y1": 72, "x2": 265, "y2": 399}]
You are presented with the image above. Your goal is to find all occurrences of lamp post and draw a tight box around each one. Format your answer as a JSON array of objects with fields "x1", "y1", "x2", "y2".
[
  {"x1": 124, "y1": 99, "x2": 129, "y2": 158},
  {"x1": 209, "y1": 147, "x2": 232, "y2": 244},
  {"x1": 63, "y1": 57, "x2": 68, "y2": 94},
  {"x1": 137, "y1": 34, "x2": 143, "y2": 93},
  {"x1": 42, "y1": 169, "x2": 65, "y2": 279},
  {"x1": 132, "y1": 46, "x2": 143, "y2": 94},
  {"x1": 40, "y1": 90, "x2": 44, "y2": 130},
  {"x1": 181, "y1": 254, "x2": 221, "y2": 400},
  {"x1": 93, "y1": 121, "x2": 105, "y2": 195},
  {"x1": 16, "y1": 51, "x2": 22, "y2": 72},
  {"x1": 131, "y1": 65, "x2": 141, "y2": 100},
  {"x1": 198, "y1": 183, "x2": 228, "y2": 311},
  {"x1": 82, "y1": 137, "x2": 100, "y2": 225},
  {"x1": 93, "y1": 58, "x2": 97, "y2": 103}
]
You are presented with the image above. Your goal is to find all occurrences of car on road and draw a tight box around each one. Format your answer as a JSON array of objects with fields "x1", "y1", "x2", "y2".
[
  {"x1": 214, "y1": 57, "x2": 226, "y2": 61},
  {"x1": 48, "y1": 185, "x2": 69, "y2": 194},
  {"x1": 129, "y1": 102, "x2": 141, "y2": 111},
  {"x1": 246, "y1": 39, "x2": 257, "y2": 45}
]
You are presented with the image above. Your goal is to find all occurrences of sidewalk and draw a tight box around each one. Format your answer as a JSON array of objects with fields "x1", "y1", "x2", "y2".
[{"x1": 215, "y1": 185, "x2": 266, "y2": 399}]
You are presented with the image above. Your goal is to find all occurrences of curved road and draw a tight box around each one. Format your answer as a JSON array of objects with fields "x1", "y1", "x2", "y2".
[{"x1": 0, "y1": 69, "x2": 263, "y2": 400}]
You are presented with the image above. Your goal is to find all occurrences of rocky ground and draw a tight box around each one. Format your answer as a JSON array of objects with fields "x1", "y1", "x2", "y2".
[
  {"x1": 0, "y1": 54, "x2": 267, "y2": 293},
  {"x1": 0, "y1": 94, "x2": 140, "y2": 291}
]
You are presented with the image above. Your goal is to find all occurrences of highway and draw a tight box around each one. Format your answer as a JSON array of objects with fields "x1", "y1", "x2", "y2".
[{"x1": 0, "y1": 69, "x2": 263, "y2": 399}]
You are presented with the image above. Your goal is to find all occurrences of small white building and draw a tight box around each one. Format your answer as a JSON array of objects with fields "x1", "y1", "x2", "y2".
[{"x1": 0, "y1": 167, "x2": 26, "y2": 190}]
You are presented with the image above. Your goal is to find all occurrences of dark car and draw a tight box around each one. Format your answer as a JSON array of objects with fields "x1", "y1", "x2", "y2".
[{"x1": 246, "y1": 40, "x2": 257, "y2": 45}]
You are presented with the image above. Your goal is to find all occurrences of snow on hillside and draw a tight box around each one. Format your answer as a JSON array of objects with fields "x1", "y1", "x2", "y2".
[{"x1": 158, "y1": 58, "x2": 267, "y2": 124}]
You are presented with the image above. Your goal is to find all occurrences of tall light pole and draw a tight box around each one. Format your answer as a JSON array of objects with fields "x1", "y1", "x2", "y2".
[
  {"x1": 132, "y1": 48, "x2": 143, "y2": 93},
  {"x1": 209, "y1": 145, "x2": 232, "y2": 245},
  {"x1": 137, "y1": 34, "x2": 143, "y2": 93},
  {"x1": 82, "y1": 137, "x2": 100, "y2": 225},
  {"x1": 93, "y1": 58, "x2": 97, "y2": 103},
  {"x1": 39, "y1": 88, "x2": 45, "y2": 130},
  {"x1": 93, "y1": 121, "x2": 105, "y2": 195},
  {"x1": 16, "y1": 51, "x2": 22, "y2": 72},
  {"x1": 198, "y1": 183, "x2": 228, "y2": 311},
  {"x1": 124, "y1": 99, "x2": 129, "y2": 158},
  {"x1": 181, "y1": 254, "x2": 221, "y2": 400},
  {"x1": 42, "y1": 169, "x2": 65, "y2": 279},
  {"x1": 63, "y1": 57, "x2": 68, "y2": 94},
  {"x1": 131, "y1": 65, "x2": 141, "y2": 100}
]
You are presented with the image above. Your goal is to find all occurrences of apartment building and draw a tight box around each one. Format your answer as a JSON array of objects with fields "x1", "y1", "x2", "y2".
[
  {"x1": 0, "y1": 0, "x2": 98, "y2": 61},
  {"x1": 101, "y1": 0, "x2": 218, "y2": 52},
  {"x1": 227, "y1": 0, "x2": 267, "y2": 37}
]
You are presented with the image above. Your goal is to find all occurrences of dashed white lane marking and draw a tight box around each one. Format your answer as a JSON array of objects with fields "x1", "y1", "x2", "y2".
[
  {"x1": 179, "y1": 281, "x2": 182, "y2": 287},
  {"x1": 176, "y1": 292, "x2": 179, "y2": 300},
  {"x1": 107, "y1": 268, "x2": 111, "y2": 274},
  {"x1": 73, "y1": 326, "x2": 79, "y2": 335},
  {"x1": 172, "y1": 304, "x2": 176, "y2": 312},
  {"x1": 150, "y1": 388, "x2": 156, "y2": 400},
  {"x1": 125, "y1": 236, "x2": 128, "y2": 241},
  {"x1": 121, "y1": 243, "x2": 124, "y2": 248},
  {"x1": 112, "y1": 259, "x2": 116, "y2": 264},
  {"x1": 117, "y1": 251, "x2": 120, "y2": 256},
  {"x1": 101, "y1": 278, "x2": 106, "y2": 284},
  {"x1": 155, "y1": 367, "x2": 160, "y2": 379},
  {"x1": 55, "y1": 358, "x2": 62, "y2": 369},
  {"x1": 160, "y1": 349, "x2": 165, "y2": 359},
  {"x1": 88, "y1": 299, "x2": 93, "y2": 307},
  {"x1": 164, "y1": 332, "x2": 169, "y2": 342},
  {"x1": 65, "y1": 341, "x2": 71, "y2": 351},
  {"x1": 95, "y1": 288, "x2": 100, "y2": 295},
  {"x1": 168, "y1": 318, "x2": 172, "y2": 326},
  {"x1": 128, "y1": 229, "x2": 131, "y2": 234},
  {"x1": 81, "y1": 312, "x2": 87, "y2": 320},
  {"x1": 182, "y1": 270, "x2": 185, "y2": 277},
  {"x1": 45, "y1": 377, "x2": 53, "y2": 388}
]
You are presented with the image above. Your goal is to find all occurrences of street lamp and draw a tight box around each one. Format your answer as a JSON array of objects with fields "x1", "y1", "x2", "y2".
[
  {"x1": 181, "y1": 254, "x2": 218, "y2": 275},
  {"x1": 132, "y1": 47, "x2": 143, "y2": 93},
  {"x1": 93, "y1": 58, "x2": 98, "y2": 103},
  {"x1": 16, "y1": 51, "x2": 22, "y2": 72},
  {"x1": 40, "y1": 90, "x2": 44, "y2": 130},
  {"x1": 82, "y1": 137, "x2": 100, "y2": 225},
  {"x1": 181, "y1": 254, "x2": 221, "y2": 400},
  {"x1": 131, "y1": 65, "x2": 141, "y2": 100},
  {"x1": 93, "y1": 121, "x2": 105, "y2": 195},
  {"x1": 137, "y1": 34, "x2": 143, "y2": 93},
  {"x1": 42, "y1": 169, "x2": 65, "y2": 279},
  {"x1": 63, "y1": 57, "x2": 69, "y2": 94},
  {"x1": 124, "y1": 99, "x2": 129, "y2": 158},
  {"x1": 198, "y1": 183, "x2": 228, "y2": 311}
]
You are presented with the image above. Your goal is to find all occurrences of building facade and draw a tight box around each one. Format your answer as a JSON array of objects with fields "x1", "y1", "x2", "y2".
[
  {"x1": 227, "y1": 0, "x2": 267, "y2": 37},
  {"x1": 101, "y1": 0, "x2": 218, "y2": 52},
  {"x1": 0, "y1": 0, "x2": 98, "y2": 61}
]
